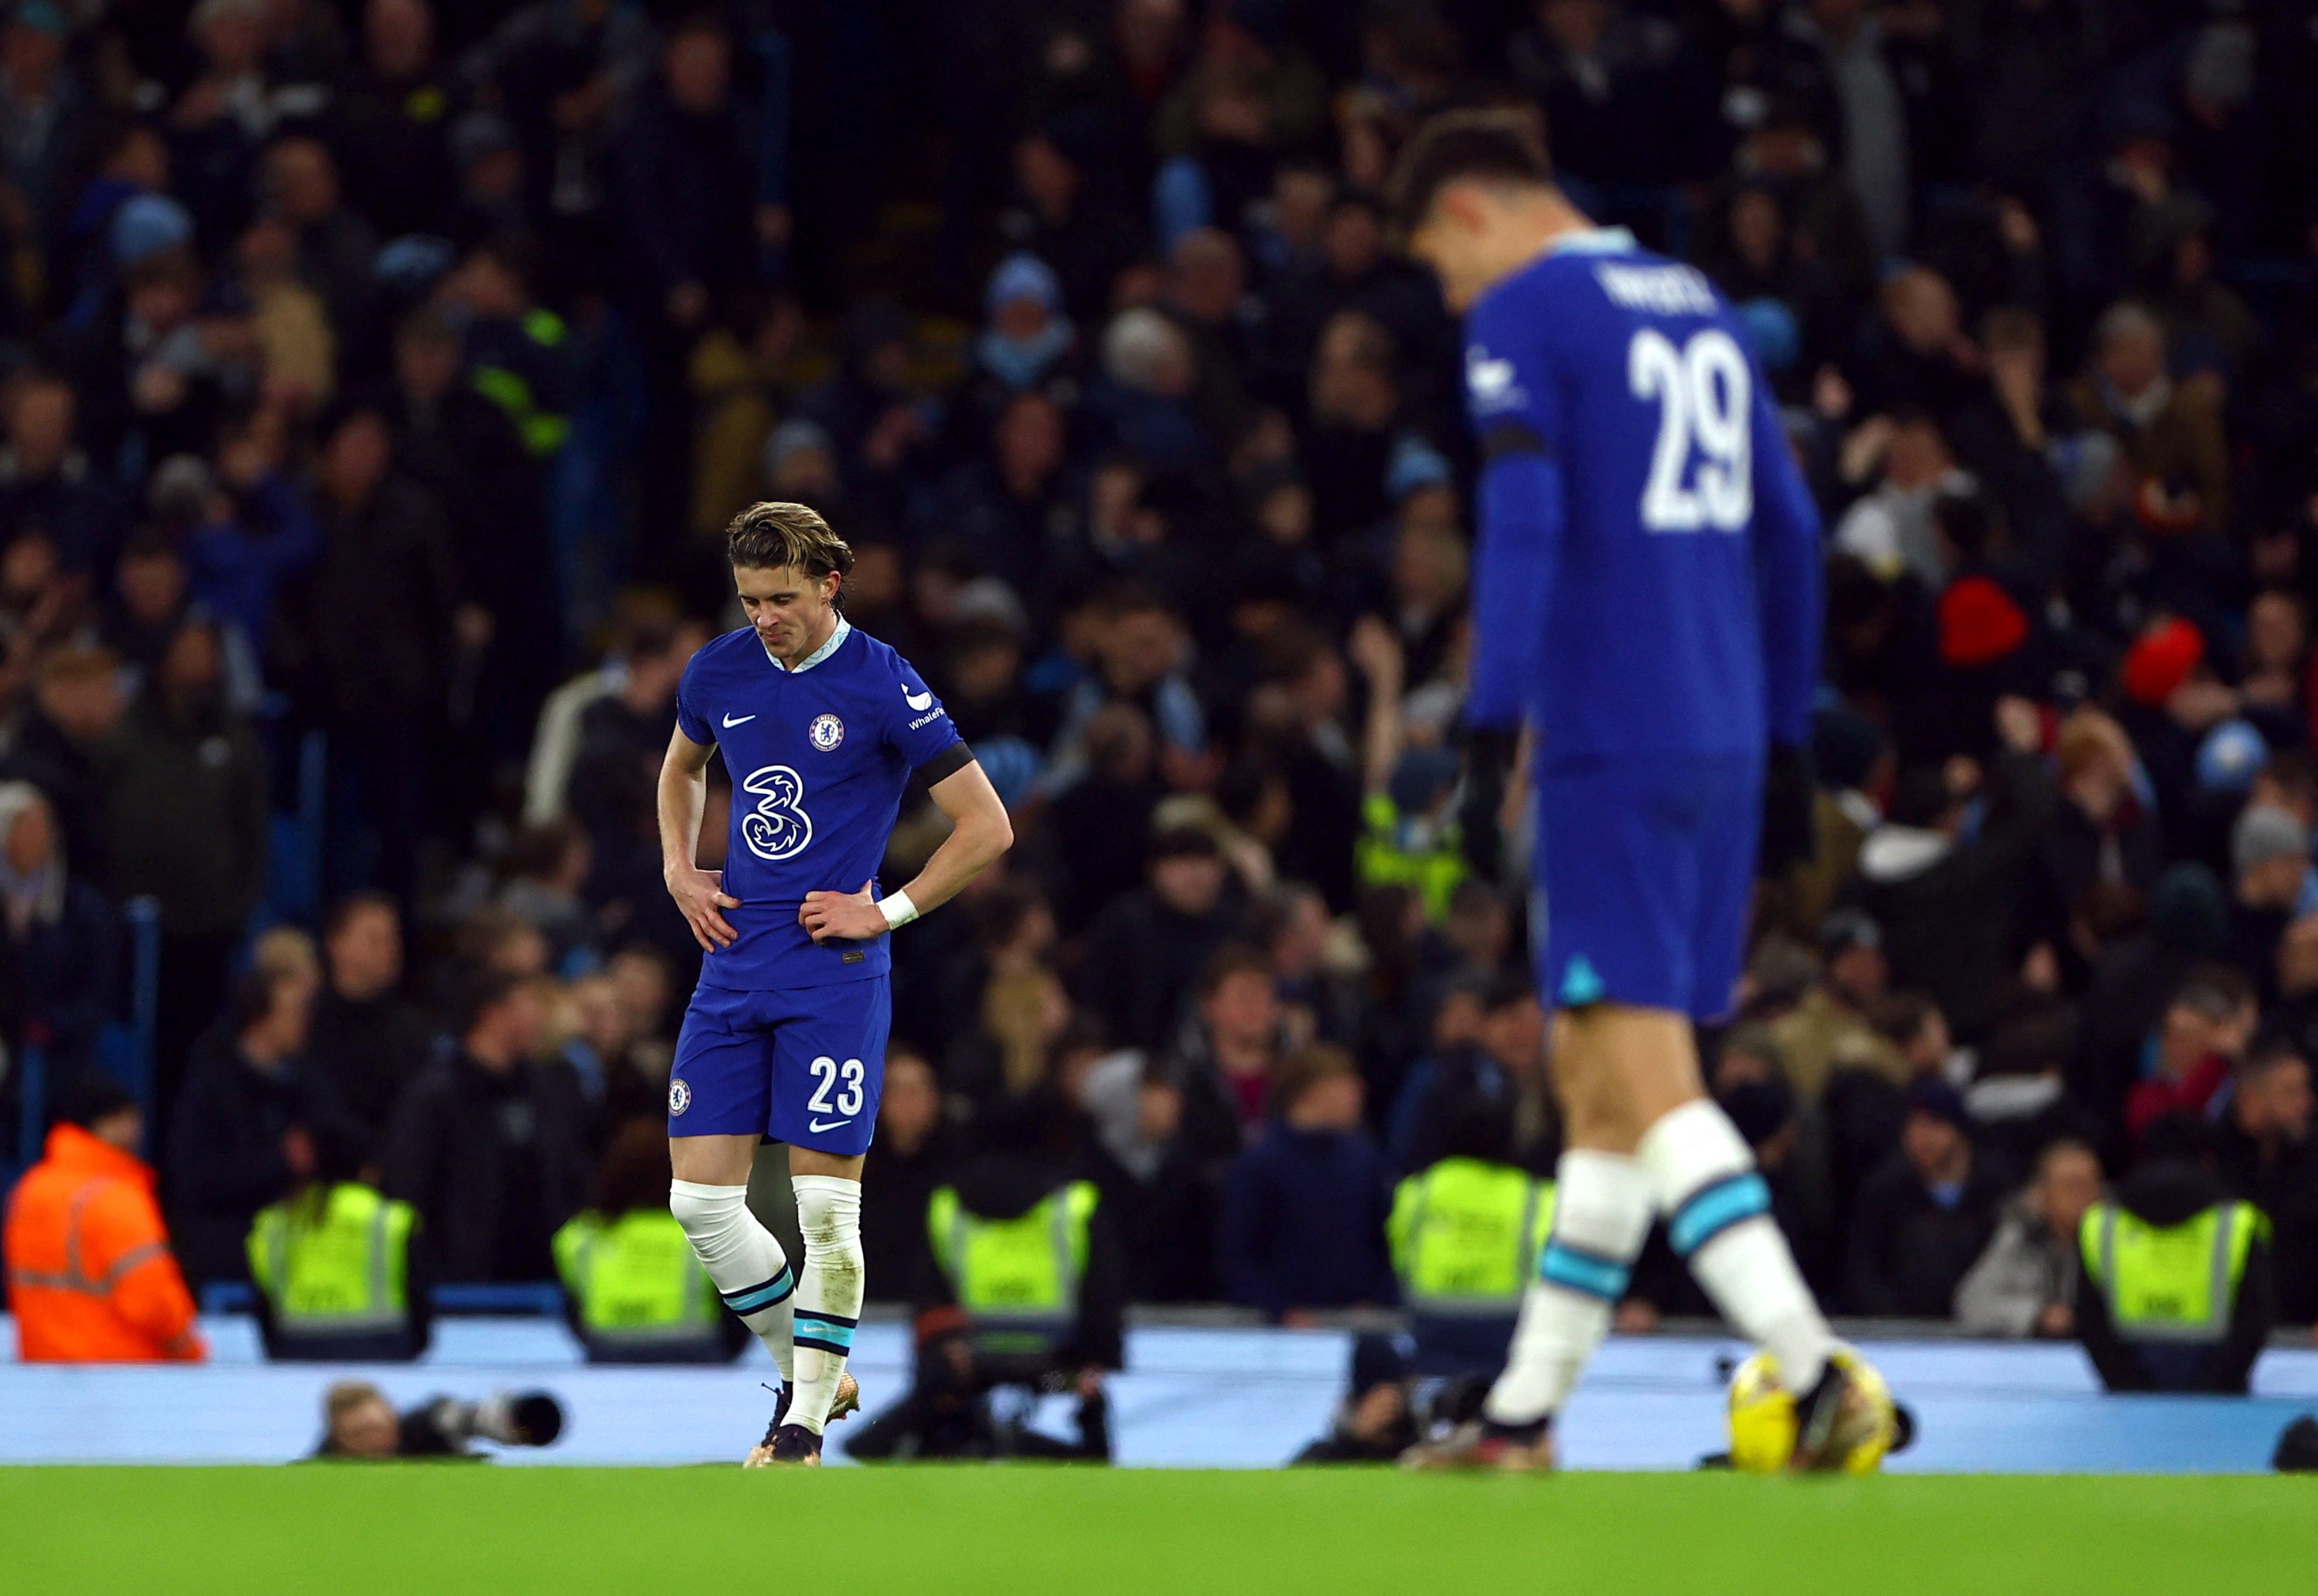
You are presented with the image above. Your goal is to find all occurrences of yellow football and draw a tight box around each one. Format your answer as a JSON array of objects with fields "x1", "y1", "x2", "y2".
[{"x1": 1727, "y1": 1345, "x2": 1897, "y2": 1475}]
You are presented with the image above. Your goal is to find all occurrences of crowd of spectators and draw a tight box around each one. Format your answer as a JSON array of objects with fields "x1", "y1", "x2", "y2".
[{"x1": 2, "y1": 0, "x2": 2317, "y2": 1340}]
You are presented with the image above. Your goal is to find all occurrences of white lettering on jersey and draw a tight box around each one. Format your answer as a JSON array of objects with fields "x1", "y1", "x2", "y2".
[
  {"x1": 1594, "y1": 263, "x2": 1719, "y2": 316},
  {"x1": 1465, "y1": 345, "x2": 1525, "y2": 414},
  {"x1": 739, "y1": 764, "x2": 813, "y2": 861}
]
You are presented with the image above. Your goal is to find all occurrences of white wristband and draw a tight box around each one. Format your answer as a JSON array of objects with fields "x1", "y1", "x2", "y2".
[{"x1": 878, "y1": 889, "x2": 920, "y2": 931}]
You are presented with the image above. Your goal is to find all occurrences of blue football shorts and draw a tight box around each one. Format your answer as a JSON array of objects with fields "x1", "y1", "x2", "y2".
[
  {"x1": 1530, "y1": 753, "x2": 1763, "y2": 1022},
  {"x1": 667, "y1": 975, "x2": 890, "y2": 1155}
]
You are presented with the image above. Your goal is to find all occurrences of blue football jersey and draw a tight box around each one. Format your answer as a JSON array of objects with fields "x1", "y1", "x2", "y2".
[
  {"x1": 1461, "y1": 228, "x2": 1822, "y2": 763},
  {"x1": 674, "y1": 618, "x2": 963, "y2": 990}
]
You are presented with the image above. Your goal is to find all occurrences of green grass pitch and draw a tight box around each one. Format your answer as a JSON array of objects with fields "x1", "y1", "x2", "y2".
[{"x1": 3, "y1": 1467, "x2": 2308, "y2": 1595}]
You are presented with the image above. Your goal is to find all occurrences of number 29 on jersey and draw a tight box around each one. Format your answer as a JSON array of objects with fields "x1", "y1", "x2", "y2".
[{"x1": 1630, "y1": 327, "x2": 1752, "y2": 534}]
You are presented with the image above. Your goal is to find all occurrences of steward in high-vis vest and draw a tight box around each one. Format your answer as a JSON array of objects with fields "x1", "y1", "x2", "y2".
[
  {"x1": 2074, "y1": 1148, "x2": 2275, "y2": 1393},
  {"x1": 556, "y1": 1123, "x2": 747, "y2": 1364},
  {"x1": 247, "y1": 1176, "x2": 428, "y2": 1362},
  {"x1": 920, "y1": 1094, "x2": 1125, "y2": 1371},
  {"x1": 1303, "y1": 1098, "x2": 1554, "y2": 1458},
  {"x1": 846, "y1": 1099, "x2": 1123, "y2": 1463},
  {"x1": 459, "y1": 240, "x2": 576, "y2": 461},
  {"x1": 928, "y1": 1178, "x2": 1102, "y2": 1358},
  {"x1": 1354, "y1": 748, "x2": 1469, "y2": 924},
  {"x1": 1388, "y1": 1155, "x2": 1556, "y2": 1376},
  {"x1": 554, "y1": 1209, "x2": 737, "y2": 1363},
  {"x1": 4, "y1": 1076, "x2": 203, "y2": 1363}
]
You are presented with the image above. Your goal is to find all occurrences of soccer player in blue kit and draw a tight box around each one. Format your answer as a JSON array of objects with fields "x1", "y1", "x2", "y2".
[
  {"x1": 657, "y1": 502, "x2": 1013, "y2": 1467},
  {"x1": 1389, "y1": 113, "x2": 1891, "y2": 1470}
]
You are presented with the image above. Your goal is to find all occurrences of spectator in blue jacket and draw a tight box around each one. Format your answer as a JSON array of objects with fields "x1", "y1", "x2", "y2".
[
  {"x1": 1218, "y1": 1043, "x2": 1395, "y2": 1320},
  {"x1": 168, "y1": 415, "x2": 319, "y2": 657}
]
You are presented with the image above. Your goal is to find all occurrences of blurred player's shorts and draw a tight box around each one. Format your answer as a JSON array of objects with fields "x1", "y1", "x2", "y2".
[{"x1": 1530, "y1": 752, "x2": 1764, "y2": 1021}]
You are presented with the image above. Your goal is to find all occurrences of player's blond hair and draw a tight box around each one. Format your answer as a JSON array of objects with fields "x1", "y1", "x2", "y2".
[{"x1": 725, "y1": 501, "x2": 855, "y2": 582}]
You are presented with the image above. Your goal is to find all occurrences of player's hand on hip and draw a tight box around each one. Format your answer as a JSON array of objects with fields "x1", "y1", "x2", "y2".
[
  {"x1": 800, "y1": 879, "x2": 885, "y2": 943},
  {"x1": 666, "y1": 864, "x2": 741, "y2": 951}
]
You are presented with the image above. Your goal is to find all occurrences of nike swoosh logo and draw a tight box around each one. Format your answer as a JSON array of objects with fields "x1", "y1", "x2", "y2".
[
  {"x1": 722, "y1": 713, "x2": 757, "y2": 727},
  {"x1": 902, "y1": 686, "x2": 933, "y2": 712},
  {"x1": 807, "y1": 1117, "x2": 854, "y2": 1133}
]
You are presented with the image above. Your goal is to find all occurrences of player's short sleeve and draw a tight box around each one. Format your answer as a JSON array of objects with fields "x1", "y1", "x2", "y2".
[
  {"x1": 1461, "y1": 277, "x2": 1563, "y2": 459},
  {"x1": 883, "y1": 651, "x2": 966, "y2": 772},
  {"x1": 674, "y1": 650, "x2": 713, "y2": 745}
]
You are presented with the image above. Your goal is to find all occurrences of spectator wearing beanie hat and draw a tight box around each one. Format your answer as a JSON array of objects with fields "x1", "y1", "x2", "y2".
[
  {"x1": 1932, "y1": 581, "x2": 2051, "y2": 761},
  {"x1": 2227, "y1": 804, "x2": 2312, "y2": 998},
  {"x1": 2123, "y1": 618, "x2": 2206, "y2": 708},
  {"x1": 1843, "y1": 1077, "x2": 2007, "y2": 1317},
  {"x1": 974, "y1": 252, "x2": 1076, "y2": 394},
  {"x1": 109, "y1": 193, "x2": 195, "y2": 271},
  {"x1": 1769, "y1": 909, "x2": 1903, "y2": 1101},
  {"x1": 1937, "y1": 575, "x2": 2030, "y2": 670},
  {"x1": 2197, "y1": 720, "x2": 2271, "y2": 795}
]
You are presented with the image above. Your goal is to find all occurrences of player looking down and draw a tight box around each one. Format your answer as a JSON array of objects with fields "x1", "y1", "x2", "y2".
[
  {"x1": 1388, "y1": 111, "x2": 1889, "y2": 1470},
  {"x1": 658, "y1": 501, "x2": 1014, "y2": 1467}
]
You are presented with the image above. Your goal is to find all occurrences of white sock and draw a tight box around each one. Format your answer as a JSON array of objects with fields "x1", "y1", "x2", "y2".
[
  {"x1": 789, "y1": 1175, "x2": 865, "y2": 1435},
  {"x1": 1637, "y1": 1098, "x2": 1831, "y2": 1391},
  {"x1": 669, "y1": 1179, "x2": 795, "y2": 1382},
  {"x1": 1482, "y1": 1149, "x2": 1653, "y2": 1427}
]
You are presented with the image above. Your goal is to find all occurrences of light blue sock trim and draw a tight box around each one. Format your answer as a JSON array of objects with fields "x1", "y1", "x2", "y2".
[
  {"x1": 1539, "y1": 1241, "x2": 1632, "y2": 1303},
  {"x1": 721, "y1": 1266, "x2": 795, "y2": 1315},
  {"x1": 794, "y1": 1313, "x2": 855, "y2": 1352},
  {"x1": 1669, "y1": 1172, "x2": 1772, "y2": 1257}
]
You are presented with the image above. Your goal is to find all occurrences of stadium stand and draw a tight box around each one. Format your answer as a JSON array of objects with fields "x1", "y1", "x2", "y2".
[{"x1": 3, "y1": 0, "x2": 2318, "y2": 1465}]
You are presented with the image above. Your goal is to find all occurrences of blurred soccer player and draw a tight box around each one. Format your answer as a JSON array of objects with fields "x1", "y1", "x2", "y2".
[
  {"x1": 658, "y1": 502, "x2": 1013, "y2": 1466},
  {"x1": 1389, "y1": 112, "x2": 1883, "y2": 1470}
]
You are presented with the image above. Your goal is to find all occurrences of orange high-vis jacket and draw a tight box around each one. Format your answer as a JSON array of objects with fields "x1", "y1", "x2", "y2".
[{"x1": 5, "y1": 1123, "x2": 205, "y2": 1362}]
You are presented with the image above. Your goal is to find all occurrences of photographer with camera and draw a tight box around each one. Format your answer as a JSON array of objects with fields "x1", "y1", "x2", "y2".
[{"x1": 845, "y1": 1087, "x2": 1123, "y2": 1463}]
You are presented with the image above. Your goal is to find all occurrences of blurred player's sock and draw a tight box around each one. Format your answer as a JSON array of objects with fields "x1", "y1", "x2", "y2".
[
  {"x1": 1482, "y1": 1149, "x2": 1653, "y2": 1428},
  {"x1": 1638, "y1": 1099, "x2": 1831, "y2": 1391},
  {"x1": 670, "y1": 1179, "x2": 796, "y2": 1382},
  {"x1": 790, "y1": 1175, "x2": 865, "y2": 1435}
]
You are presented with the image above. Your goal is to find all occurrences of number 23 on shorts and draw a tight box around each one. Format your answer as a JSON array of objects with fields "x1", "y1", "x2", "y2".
[{"x1": 806, "y1": 1056, "x2": 866, "y2": 1119}]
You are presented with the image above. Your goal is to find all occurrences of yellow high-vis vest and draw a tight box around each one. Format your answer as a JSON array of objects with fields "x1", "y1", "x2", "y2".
[
  {"x1": 2079, "y1": 1199, "x2": 2266, "y2": 1343},
  {"x1": 246, "y1": 1183, "x2": 414, "y2": 1336},
  {"x1": 1388, "y1": 1158, "x2": 1556, "y2": 1315},
  {"x1": 552, "y1": 1209, "x2": 723, "y2": 1350},
  {"x1": 927, "y1": 1180, "x2": 1098, "y2": 1352}
]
